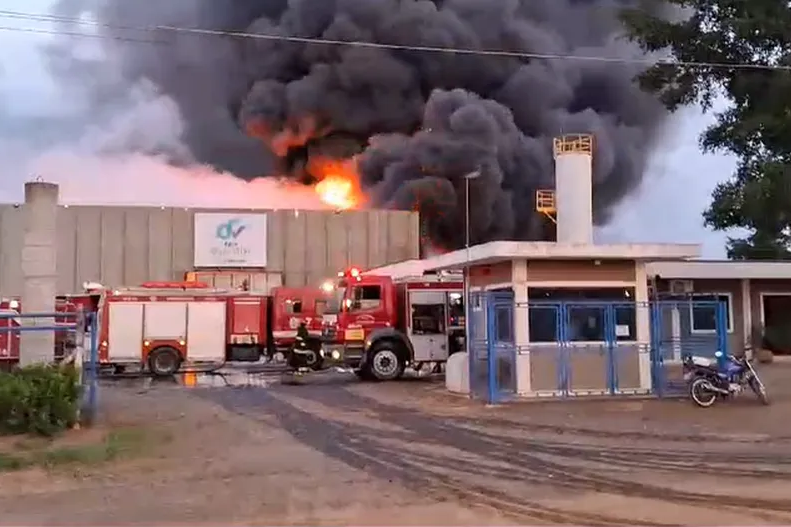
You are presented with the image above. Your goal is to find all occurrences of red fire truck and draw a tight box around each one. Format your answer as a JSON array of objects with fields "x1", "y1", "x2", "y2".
[
  {"x1": 320, "y1": 267, "x2": 465, "y2": 381},
  {"x1": 96, "y1": 282, "x2": 329, "y2": 376}
]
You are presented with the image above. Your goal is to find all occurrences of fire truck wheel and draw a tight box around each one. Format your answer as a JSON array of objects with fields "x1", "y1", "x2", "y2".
[
  {"x1": 369, "y1": 344, "x2": 405, "y2": 381},
  {"x1": 147, "y1": 347, "x2": 182, "y2": 377}
]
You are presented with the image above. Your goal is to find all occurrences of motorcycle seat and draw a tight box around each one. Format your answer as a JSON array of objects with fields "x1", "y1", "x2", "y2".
[{"x1": 690, "y1": 356, "x2": 716, "y2": 368}]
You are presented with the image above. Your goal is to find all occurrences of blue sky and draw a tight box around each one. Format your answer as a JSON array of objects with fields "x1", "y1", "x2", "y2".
[{"x1": 0, "y1": 0, "x2": 736, "y2": 257}]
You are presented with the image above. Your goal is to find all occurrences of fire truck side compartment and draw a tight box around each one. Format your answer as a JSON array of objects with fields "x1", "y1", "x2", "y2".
[
  {"x1": 145, "y1": 302, "x2": 188, "y2": 340},
  {"x1": 226, "y1": 296, "x2": 269, "y2": 362},
  {"x1": 186, "y1": 301, "x2": 226, "y2": 362},
  {"x1": 108, "y1": 302, "x2": 144, "y2": 361}
]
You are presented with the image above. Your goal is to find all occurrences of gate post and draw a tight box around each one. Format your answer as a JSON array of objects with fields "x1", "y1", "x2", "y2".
[
  {"x1": 605, "y1": 304, "x2": 617, "y2": 394},
  {"x1": 650, "y1": 302, "x2": 663, "y2": 397},
  {"x1": 558, "y1": 302, "x2": 570, "y2": 396},
  {"x1": 485, "y1": 294, "x2": 497, "y2": 404},
  {"x1": 716, "y1": 300, "x2": 729, "y2": 371}
]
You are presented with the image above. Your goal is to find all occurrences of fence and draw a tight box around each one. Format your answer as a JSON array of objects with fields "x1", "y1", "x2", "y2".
[
  {"x1": 0, "y1": 309, "x2": 99, "y2": 424},
  {"x1": 468, "y1": 294, "x2": 729, "y2": 404}
]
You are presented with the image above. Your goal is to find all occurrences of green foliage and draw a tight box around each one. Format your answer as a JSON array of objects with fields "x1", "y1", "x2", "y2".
[
  {"x1": 0, "y1": 364, "x2": 81, "y2": 437},
  {"x1": 621, "y1": 0, "x2": 791, "y2": 257}
]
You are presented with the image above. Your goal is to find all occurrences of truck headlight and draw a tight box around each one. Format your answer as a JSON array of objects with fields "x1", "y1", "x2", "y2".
[{"x1": 331, "y1": 350, "x2": 341, "y2": 360}]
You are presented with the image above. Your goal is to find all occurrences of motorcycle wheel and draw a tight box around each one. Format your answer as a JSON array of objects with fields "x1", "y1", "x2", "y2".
[
  {"x1": 748, "y1": 377, "x2": 770, "y2": 405},
  {"x1": 689, "y1": 377, "x2": 718, "y2": 408}
]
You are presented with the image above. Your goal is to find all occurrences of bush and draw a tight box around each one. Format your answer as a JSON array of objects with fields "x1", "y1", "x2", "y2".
[{"x1": 0, "y1": 364, "x2": 81, "y2": 437}]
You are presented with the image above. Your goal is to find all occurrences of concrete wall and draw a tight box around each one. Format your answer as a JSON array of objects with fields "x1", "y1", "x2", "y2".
[{"x1": 0, "y1": 206, "x2": 420, "y2": 294}]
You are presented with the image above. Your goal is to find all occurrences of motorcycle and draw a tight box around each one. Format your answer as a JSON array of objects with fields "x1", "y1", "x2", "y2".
[{"x1": 683, "y1": 350, "x2": 769, "y2": 408}]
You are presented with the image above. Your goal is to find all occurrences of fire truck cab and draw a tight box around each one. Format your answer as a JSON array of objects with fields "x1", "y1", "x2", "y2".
[{"x1": 321, "y1": 268, "x2": 465, "y2": 381}]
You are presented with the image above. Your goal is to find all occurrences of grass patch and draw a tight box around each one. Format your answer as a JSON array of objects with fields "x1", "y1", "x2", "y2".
[{"x1": 0, "y1": 426, "x2": 152, "y2": 472}]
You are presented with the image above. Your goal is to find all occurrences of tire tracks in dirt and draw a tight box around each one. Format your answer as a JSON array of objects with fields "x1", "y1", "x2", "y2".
[{"x1": 282, "y1": 387, "x2": 791, "y2": 523}]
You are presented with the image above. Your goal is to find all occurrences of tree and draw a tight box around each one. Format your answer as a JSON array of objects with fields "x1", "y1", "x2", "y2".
[{"x1": 621, "y1": 0, "x2": 791, "y2": 259}]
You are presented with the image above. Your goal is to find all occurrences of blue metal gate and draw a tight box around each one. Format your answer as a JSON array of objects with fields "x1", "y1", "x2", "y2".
[
  {"x1": 468, "y1": 290, "x2": 516, "y2": 403},
  {"x1": 649, "y1": 299, "x2": 728, "y2": 397},
  {"x1": 527, "y1": 301, "x2": 641, "y2": 396},
  {"x1": 469, "y1": 296, "x2": 729, "y2": 402}
]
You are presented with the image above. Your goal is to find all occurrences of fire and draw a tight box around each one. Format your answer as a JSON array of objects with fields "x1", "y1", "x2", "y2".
[{"x1": 310, "y1": 157, "x2": 364, "y2": 210}]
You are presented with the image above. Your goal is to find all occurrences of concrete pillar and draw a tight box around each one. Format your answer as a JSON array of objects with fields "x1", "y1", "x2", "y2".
[
  {"x1": 634, "y1": 262, "x2": 652, "y2": 391},
  {"x1": 20, "y1": 181, "x2": 59, "y2": 366},
  {"x1": 512, "y1": 259, "x2": 531, "y2": 395},
  {"x1": 740, "y1": 278, "x2": 753, "y2": 359}
]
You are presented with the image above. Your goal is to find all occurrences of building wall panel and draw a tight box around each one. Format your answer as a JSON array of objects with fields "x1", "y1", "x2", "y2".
[
  {"x1": 74, "y1": 207, "x2": 102, "y2": 289},
  {"x1": 266, "y1": 210, "x2": 286, "y2": 273},
  {"x1": 0, "y1": 204, "x2": 419, "y2": 294},
  {"x1": 305, "y1": 211, "x2": 329, "y2": 287},
  {"x1": 326, "y1": 213, "x2": 349, "y2": 273},
  {"x1": 284, "y1": 211, "x2": 307, "y2": 286},
  {"x1": 99, "y1": 208, "x2": 124, "y2": 288},
  {"x1": 148, "y1": 208, "x2": 174, "y2": 281},
  {"x1": 0, "y1": 206, "x2": 24, "y2": 297},
  {"x1": 366, "y1": 210, "x2": 386, "y2": 269},
  {"x1": 170, "y1": 208, "x2": 193, "y2": 280},
  {"x1": 349, "y1": 211, "x2": 369, "y2": 269},
  {"x1": 122, "y1": 208, "x2": 150, "y2": 286}
]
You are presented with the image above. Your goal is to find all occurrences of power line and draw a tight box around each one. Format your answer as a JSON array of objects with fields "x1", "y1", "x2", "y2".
[
  {"x1": 0, "y1": 25, "x2": 164, "y2": 45},
  {"x1": 1, "y1": 8, "x2": 791, "y2": 72}
]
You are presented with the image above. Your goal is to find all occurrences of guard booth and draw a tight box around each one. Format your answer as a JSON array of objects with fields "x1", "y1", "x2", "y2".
[{"x1": 424, "y1": 241, "x2": 722, "y2": 403}]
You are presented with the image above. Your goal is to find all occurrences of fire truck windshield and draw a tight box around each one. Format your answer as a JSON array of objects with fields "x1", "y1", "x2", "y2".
[{"x1": 325, "y1": 280, "x2": 347, "y2": 314}]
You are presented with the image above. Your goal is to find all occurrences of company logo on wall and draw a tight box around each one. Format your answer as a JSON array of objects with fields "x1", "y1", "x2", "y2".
[
  {"x1": 212, "y1": 218, "x2": 250, "y2": 259},
  {"x1": 194, "y1": 213, "x2": 267, "y2": 268}
]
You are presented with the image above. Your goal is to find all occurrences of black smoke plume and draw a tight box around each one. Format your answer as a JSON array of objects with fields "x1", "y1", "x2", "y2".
[{"x1": 56, "y1": 0, "x2": 666, "y2": 248}]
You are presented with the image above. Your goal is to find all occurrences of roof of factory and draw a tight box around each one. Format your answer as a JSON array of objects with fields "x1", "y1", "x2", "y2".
[
  {"x1": 647, "y1": 260, "x2": 791, "y2": 280},
  {"x1": 421, "y1": 241, "x2": 702, "y2": 271}
]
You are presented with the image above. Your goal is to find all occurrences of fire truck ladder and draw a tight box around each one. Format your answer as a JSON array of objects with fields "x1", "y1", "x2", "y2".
[{"x1": 536, "y1": 190, "x2": 556, "y2": 224}]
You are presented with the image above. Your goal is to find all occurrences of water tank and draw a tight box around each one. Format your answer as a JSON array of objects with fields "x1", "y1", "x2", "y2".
[{"x1": 553, "y1": 134, "x2": 593, "y2": 244}]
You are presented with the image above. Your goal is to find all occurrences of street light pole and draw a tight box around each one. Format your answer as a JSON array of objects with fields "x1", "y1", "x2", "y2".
[{"x1": 463, "y1": 169, "x2": 481, "y2": 357}]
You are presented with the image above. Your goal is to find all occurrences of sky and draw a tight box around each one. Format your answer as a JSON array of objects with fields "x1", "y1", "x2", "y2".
[{"x1": 0, "y1": 0, "x2": 736, "y2": 257}]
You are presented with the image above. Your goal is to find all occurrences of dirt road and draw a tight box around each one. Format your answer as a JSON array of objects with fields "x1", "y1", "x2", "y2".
[{"x1": 2, "y1": 363, "x2": 791, "y2": 525}]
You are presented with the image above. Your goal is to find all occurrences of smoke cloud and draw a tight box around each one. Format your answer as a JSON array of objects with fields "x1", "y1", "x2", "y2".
[{"x1": 50, "y1": 0, "x2": 667, "y2": 247}]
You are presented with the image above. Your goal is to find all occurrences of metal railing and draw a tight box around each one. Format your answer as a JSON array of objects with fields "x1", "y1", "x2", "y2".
[{"x1": 0, "y1": 310, "x2": 99, "y2": 425}]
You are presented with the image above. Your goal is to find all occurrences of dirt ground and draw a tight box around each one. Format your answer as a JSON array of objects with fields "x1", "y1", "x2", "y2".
[{"x1": 3, "y1": 362, "x2": 791, "y2": 525}]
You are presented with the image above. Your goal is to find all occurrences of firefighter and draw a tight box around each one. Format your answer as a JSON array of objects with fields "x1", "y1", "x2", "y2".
[{"x1": 288, "y1": 321, "x2": 316, "y2": 371}]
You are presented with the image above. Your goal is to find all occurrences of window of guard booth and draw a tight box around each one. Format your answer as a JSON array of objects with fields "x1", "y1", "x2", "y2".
[
  {"x1": 494, "y1": 304, "x2": 513, "y2": 342},
  {"x1": 285, "y1": 299, "x2": 302, "y2": 315},
  {"x1": 349, "y1": 285, "x2": 381, "y2": 311},
  {"x1": 527, "y1": 287, "x2": 636, "y2": 343}
]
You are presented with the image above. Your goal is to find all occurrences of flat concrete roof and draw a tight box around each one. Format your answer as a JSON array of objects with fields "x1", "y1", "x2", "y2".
[
  {"x1": 423, "y1": 241, "x2": 702, "y2": 271},
  {"x1": 364, "y1": 259, "x2": 429, "y2": 279},
  {"x1": 648, "y1": 260, "x2": 791, "y2": 280}
]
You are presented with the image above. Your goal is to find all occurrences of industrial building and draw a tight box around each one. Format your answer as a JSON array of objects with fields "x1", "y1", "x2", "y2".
[{"x1": 0, "y1": 198, "x2": 420, "y2": 295}]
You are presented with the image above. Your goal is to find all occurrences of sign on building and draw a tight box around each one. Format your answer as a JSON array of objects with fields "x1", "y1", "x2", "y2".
[{"x1": 194, "y1": 213, "x2": 267, "y2": 268}]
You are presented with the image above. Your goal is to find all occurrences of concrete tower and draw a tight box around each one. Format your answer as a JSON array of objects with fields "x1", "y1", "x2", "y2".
[
  {"x1": 553, "y1": 134, "x2": 593, "y2": 244},
  {"x1": 20, "y1": 180, "x2": 59, "y2": 366}
]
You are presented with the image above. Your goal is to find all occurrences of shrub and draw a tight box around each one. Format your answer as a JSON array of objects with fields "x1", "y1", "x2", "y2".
[{"x1": 0, "y1": 364, "x2": 81, "y2": 437}]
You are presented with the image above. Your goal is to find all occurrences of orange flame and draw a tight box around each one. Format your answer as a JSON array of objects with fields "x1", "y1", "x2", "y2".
[{"x1": 310, "y1": 157, "x2": 365, "y2": 210}]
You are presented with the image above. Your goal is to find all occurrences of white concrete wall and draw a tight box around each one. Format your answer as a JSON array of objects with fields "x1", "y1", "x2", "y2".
[{"x1": 0, "y1": 206, "x2": 420, "y2": 294}]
